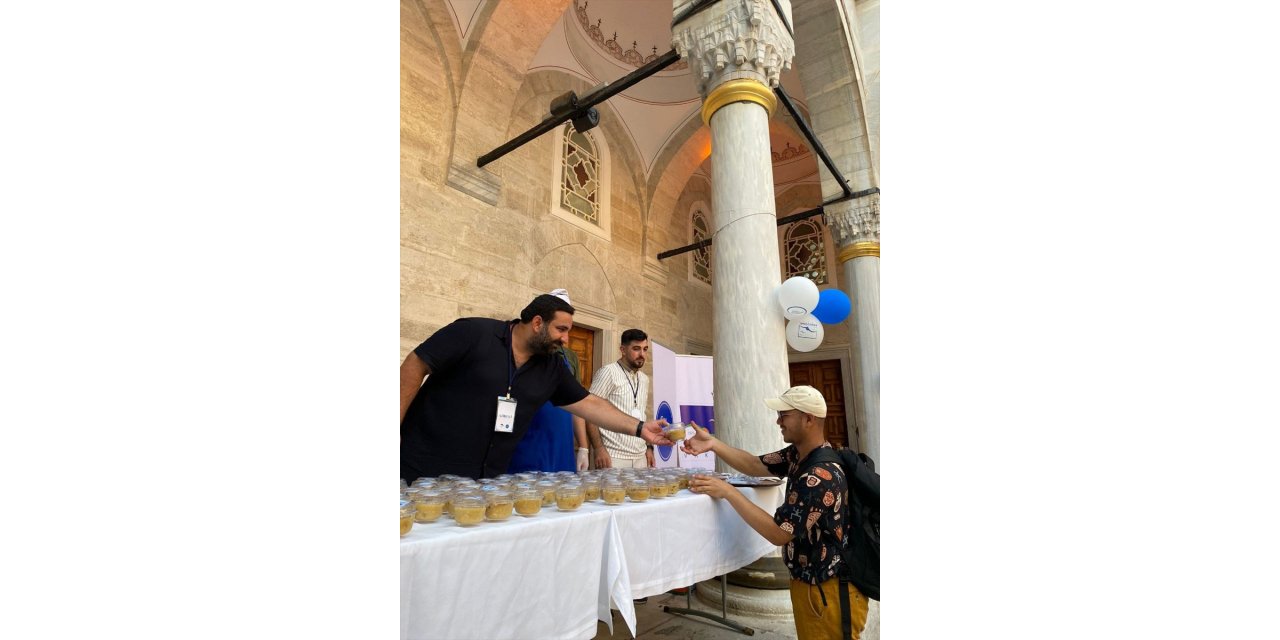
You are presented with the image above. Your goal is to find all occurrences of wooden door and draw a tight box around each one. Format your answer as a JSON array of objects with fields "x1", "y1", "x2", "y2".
[
  {"x1": 788, "y1": 359, "x2": 849, "y2": 449},
  {"x1": 567, "y1": 325, "x2": 595, "y2": 388}
]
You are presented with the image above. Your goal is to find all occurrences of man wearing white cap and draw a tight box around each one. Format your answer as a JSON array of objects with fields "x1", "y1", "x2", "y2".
[
  {"x1": 508, "y1": 289, "x2": 591, "y2": 473},
  {"x1": 683, "y1": 385, "x2": 869, "y2": 639}
]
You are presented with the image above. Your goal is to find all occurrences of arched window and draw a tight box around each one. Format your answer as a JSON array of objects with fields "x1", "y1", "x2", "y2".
[
  {"x1": 691, "y1": 207, "x2": 712, "y2": 285},
  {"x1": 783, "y1": 219, "x2": 828, "y2": 284},
  {"x1": 551, "y1": 121, "x2": 611, "y2": 239},
  {"x1": 560, "y1": 123, "x2": 599, "y2": 223}
]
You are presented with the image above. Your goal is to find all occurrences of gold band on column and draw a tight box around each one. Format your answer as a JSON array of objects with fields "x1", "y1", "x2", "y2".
[
  {"x1": 702, "y1": 79, "x2": 777, "y2": 125},
  {"x1": 839, "y1": 242, "x2": 880, "y2": 263}
]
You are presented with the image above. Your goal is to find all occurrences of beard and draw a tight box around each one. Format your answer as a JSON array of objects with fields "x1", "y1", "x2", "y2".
[{"x1": 528, "y1": 325, "x2": 560, "y2": 356}]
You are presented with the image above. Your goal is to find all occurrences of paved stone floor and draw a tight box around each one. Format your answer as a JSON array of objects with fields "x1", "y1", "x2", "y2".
[{"x1": 592, "y1": 585, "x2": 880, "y2": 640}]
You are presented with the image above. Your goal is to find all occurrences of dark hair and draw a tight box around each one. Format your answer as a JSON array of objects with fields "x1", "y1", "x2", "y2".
[
  {"x1": 520, "y1": 294, "x2": 575, "y2": 324},
  {"x1": 620, "y1": 328, "x2": 648, "y2": 345}
]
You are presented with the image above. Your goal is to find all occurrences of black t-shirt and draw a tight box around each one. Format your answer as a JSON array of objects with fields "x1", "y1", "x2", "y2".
[{"x1": 400, "y1": 317, "x2": 589, "y2": 480}]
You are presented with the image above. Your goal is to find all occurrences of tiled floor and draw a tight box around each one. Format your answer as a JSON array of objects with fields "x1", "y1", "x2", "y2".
[{"x1": 593, "y1": 588, "x2": 798, "y2": 640}]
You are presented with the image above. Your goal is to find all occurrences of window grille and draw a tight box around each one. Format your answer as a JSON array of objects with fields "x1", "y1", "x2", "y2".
[
  {"x1": 783, "y1": 219, "x2": 827, "y2": 284},
  {"x1": 560, "y1": 124, "x2": 599, "y2": 224},
  {"x1": 691, "y1": 209, "x2": 712, "y2": 285}
]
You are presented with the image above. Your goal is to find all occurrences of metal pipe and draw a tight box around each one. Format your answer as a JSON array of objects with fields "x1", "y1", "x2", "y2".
[
  {"x1": 775, "y1": 186, "x2": 878, "y2": 225},
  {"x1": 657, "y1": 237, "x2": 714, "y2": 261},
  {"x1": 656, "y1": 187, "x2": 879, "y2": 261},
  {"x1": 477, "y1": 49, "x2": 683, "y2": 168},
  {"x1": 774, "y1": 84, "x2": 853, "y2": 198}
]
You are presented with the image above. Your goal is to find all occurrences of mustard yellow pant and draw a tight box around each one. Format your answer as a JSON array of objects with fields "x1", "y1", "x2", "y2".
[{"x1": 788, "y1": 577, "x2": 869, "y2": 640}]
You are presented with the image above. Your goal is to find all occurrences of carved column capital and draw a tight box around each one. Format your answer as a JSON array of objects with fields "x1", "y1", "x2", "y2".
[
  {"x1": 826, "y1": 192, "x2": 880, "y2": 250},
  {"x1": 671, "y1": 0, "x2": 795, "y2": 97}
]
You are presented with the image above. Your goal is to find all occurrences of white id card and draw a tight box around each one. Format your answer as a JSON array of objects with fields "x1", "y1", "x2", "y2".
[
  {"x1": 629, "y1": 407, "x2": 644, "y2": 420},
  {"x1": 495, "y1": 396, "x2": 517, "y2": 433}
]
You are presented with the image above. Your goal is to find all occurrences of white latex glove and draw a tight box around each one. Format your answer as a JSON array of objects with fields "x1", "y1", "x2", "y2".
[{"x1": 576, "y1": 447, "x2": 589, "y2": 472}]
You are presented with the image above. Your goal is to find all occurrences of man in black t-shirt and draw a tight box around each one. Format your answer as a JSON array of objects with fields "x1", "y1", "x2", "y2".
[
  {"x1": 683, "y1": 385, "x2": 869, "y2": 640},
  {"x1": 400, "y1": 294, "x2": 672, "y2": 480}
]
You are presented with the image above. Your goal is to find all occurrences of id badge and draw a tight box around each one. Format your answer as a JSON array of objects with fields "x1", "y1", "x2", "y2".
[
  {"x1": 495, "y1": 396, "x2": 518, "y2": 433},
  {"x1": 629, "y1": 407, "x2": 644, "y2": 421}
]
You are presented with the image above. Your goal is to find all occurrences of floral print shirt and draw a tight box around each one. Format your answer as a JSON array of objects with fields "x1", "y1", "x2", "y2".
[{"x1": 759, "y1": 443, "x2": 849, "y2": 585}]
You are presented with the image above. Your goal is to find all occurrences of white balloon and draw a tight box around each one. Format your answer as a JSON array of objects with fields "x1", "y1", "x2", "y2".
[
  {"x1": 785, "y1": 313, "x2": 824, "y2": 352},
  {"x1": 778, "y1": 276, "x2": 819, "y2": 319}
]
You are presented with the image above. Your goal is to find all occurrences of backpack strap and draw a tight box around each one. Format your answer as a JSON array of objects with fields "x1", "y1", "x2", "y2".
[
  {"x1": 804, "y1": 447, "x2": 843, "y2": 472},
  {"x1": 838, "y1": 576, "x2": 854, "y2": 640},
  {"x1": 786, "y1": 446, "x2": 839, "y2": 492}
]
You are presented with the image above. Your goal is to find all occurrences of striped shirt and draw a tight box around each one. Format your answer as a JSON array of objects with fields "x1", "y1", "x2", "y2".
[{"x1": 589, "y1": 361, "x2": 650, "y2": 458}]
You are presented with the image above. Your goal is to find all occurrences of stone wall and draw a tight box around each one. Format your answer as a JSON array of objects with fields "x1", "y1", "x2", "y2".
[
  {"x1": 400, "y1": 0, "x2": 859, "y2": 381},
  {"x1": 399, "y1": 0, "x2": 715, "y2": 373}
]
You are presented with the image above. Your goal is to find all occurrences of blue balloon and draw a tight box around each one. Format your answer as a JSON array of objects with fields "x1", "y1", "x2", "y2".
[{"x1": 811, "y1": 289, "x2": 852, "y2": 324}]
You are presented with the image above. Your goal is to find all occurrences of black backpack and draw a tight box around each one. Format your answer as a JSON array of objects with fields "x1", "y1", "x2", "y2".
[{"x1": 803, "y1": 447, "x2": 880, "y2": 636}]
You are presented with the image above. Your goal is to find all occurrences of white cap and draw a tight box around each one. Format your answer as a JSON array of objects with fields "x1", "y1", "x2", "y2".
[
  {"x1": 548, "y1": 288, "x2": 571, "y2": 305},
  {"x1": 763, "y1": 385, "x2": 828, "y2": 418}
]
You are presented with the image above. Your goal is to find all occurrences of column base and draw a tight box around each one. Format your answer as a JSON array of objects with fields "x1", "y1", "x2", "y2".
[
  {"x1": 694, "y1": 577, "x2": 794, "y2": 618},
  {"x1": 727, "y1": 555, "x2": 790, "y2": 589},
  {"x1": 700, "y1": 571, "x2": 880, "y2": 640},
  {"x1": 866, "y1": 599, "x2": 880, "y2": 640}
]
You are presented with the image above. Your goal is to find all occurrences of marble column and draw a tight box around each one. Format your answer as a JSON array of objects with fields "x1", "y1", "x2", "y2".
[
  {"x1": 828, "y1": 193, "x2": 880, "y2": 465},
  {"x1": 673, "y1": 0, "x2": 796, "y2": 463},
  {"x1": 672, "y1": 0, "x2": 798, "y2": 617}
]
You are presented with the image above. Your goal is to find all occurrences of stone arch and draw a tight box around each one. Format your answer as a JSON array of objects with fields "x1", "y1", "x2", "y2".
[
  {"x1": 644, "y1": 108, "x2": 707, "y2": 207},
  {"x1": 667, "y1": 174, "x2": 713, "y2": 277},
  {"x1": 528, "y1": 242, "x2": 617, "y2": 317},
  {"x1": 793, "y1": 0, "x2": 878, "y2": 193},
  {"x1": 645, "y1": 115, "x2": 712, "y2": 260},
  {"x1": 642, "y1": 105, "x2": 816, "y2": 263},
  {"x1": 402, "y1": 0, "x2": 465, "y2": 186},
  {"x1": 775, "y1": 182, "x2": 823, "y2": 215},
  {"x1": 444, "y1": 0, "x2": 575, "y2": 192}
]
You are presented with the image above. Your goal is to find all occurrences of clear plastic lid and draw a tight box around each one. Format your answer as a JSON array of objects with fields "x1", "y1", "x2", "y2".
[
  {"x1": 485, "y1": 490, "x2": 514, "y2": 504},
  {"x1": 662, "y1": 421, "x2": 689, "y2": 440},
  {"x1": 412, "y1": 489, "x2": 444, "y2": 504}
]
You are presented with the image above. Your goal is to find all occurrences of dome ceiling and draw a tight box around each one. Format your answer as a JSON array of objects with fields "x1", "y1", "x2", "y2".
[{"x1": 448, "y1": 0, "x2": 816, "y2": 185}]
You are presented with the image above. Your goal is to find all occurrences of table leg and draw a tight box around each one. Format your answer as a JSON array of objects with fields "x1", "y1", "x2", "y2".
[{"x1": 659, "y1": 574, "x2": 755, "y2": 636}]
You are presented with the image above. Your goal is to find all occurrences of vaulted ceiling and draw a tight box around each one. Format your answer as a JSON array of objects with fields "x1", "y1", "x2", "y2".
[{"x1": 444, "y1": 0, "x2": 819, "y2": 190}]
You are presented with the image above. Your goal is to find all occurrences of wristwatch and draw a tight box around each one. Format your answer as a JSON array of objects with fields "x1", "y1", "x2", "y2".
[{"x1": 634, "y1": 420, "x2": 644, "y2": 437}]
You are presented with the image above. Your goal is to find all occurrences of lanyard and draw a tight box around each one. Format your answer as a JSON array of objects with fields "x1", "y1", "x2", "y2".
[
  {"x1": 618, "y1": 362, "x2": 640, "y2": 408},
  {"x1": 505, "y1": 325, "x2": 519, "y2": 398}
]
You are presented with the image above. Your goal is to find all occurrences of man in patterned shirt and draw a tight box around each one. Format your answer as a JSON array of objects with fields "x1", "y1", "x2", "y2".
[
  {"x1": 683, "y1": 385, "x2": 869, "y2": 639},
  {"x1": 584, "y1": 328, "x2": 653, "y2": 469}
]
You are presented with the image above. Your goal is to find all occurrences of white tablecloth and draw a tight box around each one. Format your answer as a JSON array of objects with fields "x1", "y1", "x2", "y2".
[{"x1": 400, "y1": 485, "x2": 783, "y2": 640}]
